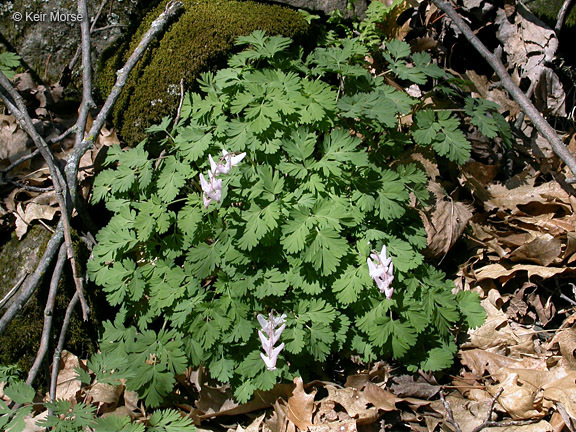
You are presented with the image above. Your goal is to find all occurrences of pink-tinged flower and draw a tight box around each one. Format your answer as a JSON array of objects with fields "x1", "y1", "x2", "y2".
[
  {"x1": 367, "y1": 245, "x2": 394, "y2": 299},
  {"x1": 257, "y1": 312, "x2": 286, "y2": 371},
  {"x1": 199, "y1": 172, "x2": 222, "y2": 208},
  {"x1": 202, "y1": 150, "x2": 246, "y2": 208},
  {"x1": 209, "y1": 150, "x2": 247, "y2": 176}
]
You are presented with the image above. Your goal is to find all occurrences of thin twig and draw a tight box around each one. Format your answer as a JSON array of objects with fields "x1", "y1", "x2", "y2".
[
  {"x1": 0, "y1": 78, "x2": 91, "y2": 321},
  {"x1": 560, "y1": 293, "x2": 576, "y2": 307},
  {"x1": 0, "y1": 222, "x2": 64, "y2": 335},
  {"x1": 5, "y1": 178, "x2": 54, "y2": 192},
  {"x1": 431, "y1": 0, "x2": 576, "y2": 180},
  {"x1": 0, "y1": 273, "x2": 28, "y2": 309},
  {"x1": 471, "y1": 387, "x2": 503, "y2": 432},
  {"x1": 174, "y1": 78, "x2": 185, "y2": 125},
  {"x1": 439, "y1": 389, "x2": 463, "y2": 432},
  {"x1": 66, "y1": 0, "x2": 109, "y2": 74},
  {"x1": 0, "y1": 149, "x2": 40, "y2": 175},
  {"x1": 555, "y1": 0, "x2": 574, "y2": 33},
  {"x1": 26, "y1": 243, "x2": 67, "y2": 387},
  {"x1": 0, "y1": 126, "x2": 78, "y2": 176},
  {"x1": 49, "y1": 291, "x2": 79, "y2": 404}
]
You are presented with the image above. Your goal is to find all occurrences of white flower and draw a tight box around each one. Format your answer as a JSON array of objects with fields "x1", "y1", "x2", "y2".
[
  {"x1": 257, "y1": 312, "x2": 286, "y2": 371},
  {"x1": 209, "y1": 150, "x2": 247, "y2": 176},
  {"x1": 199, "y1": 172, "x2": 222, "y2": 208},
  {"x1": 201, "y1": 150, "x2": 246, "y2": 209},
  {"x1": 367, "y1": 245, "x2": 394, "y2": 299}
]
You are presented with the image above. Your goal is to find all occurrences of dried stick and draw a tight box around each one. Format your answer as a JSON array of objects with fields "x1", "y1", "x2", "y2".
[
  {"x1": 0, "y1": 222, "x2": 64, "y2": 335},
  {"x1": 430, "y1": 0, "x2": 576, "y2": 181},
  {"x1": 75, "y1": 0, "x2": 96, "y2": 154},
  {"x1": 26, "y1": 243, "x2": 67, "y2": 387},
  {"x1": 439, "y1": 390, "x2": 463, "y2": 432},
  {"x1": 49, "y1": 291, "x2": 79, "y2": 404},
  {"x1": 0, "y1": 124, "x2": 77, "y2": 176},
  {"x1": 66, "y1": 0, "x2": 109, "y2": 75},
  {"x1": 0, "y1": 80, "x2": 90, "y2": 321},
  {"x1": 514, "y1": 0, "x2": 572, "y2": 131},
  {"x1": 0, "y1": 273, "x2": 28, "y2": 309},
  {"x1": 555, "y1": 0, "x2": 574, "y2": 33}
]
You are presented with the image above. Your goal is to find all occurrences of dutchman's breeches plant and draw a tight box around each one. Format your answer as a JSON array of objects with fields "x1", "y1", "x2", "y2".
[{"x1": 89, "y1": 30, "x2": 498, "y2": 405}]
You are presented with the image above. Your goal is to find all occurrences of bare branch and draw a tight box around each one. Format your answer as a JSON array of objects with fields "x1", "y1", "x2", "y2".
[
  {"x1": 64, "y1": 0, "x2": 183, "y2": 202},
  {"x1": 0, "y1": 77, "x2": 90, "y2": 320},
  {"x1": 439, "y1": 389, "x2": 463, "y2": 432},
  {"x1": 431, "y1": 0, "x2": 576, "y2": 180},
  {"x1": 26, "y1": 243, "x2": 67, "y2": 387},
  {"x1": 49, "y1": 291, "x2": 79, "y2": 404},
  {"x1": 556, "y1": 0, "x2": 574, "y2": 33},
  {"x1": 74, "y1": 0, "x2": 96, "y2": 153}
]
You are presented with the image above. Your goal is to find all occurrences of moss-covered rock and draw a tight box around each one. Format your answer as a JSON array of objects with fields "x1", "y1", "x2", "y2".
[
  {"x1": 97, "y1": 0, "x2": 309, "y2": 145},
  {"x1": 0, "y1": 226, "x2": 99, "y2": 388}
]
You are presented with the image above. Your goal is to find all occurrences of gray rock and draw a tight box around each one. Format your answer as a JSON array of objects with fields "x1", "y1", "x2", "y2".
[{"x1": 0, "y1": 0, "x2": 145, "y2": 84}]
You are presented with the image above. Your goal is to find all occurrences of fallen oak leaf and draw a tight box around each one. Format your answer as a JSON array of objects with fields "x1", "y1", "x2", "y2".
[
  {"x1": 324, "y1": 385, "x2": 379, "y2": 425},
  {"x1": 284, "y1": 377, "x2": 316, "y2": 431}
]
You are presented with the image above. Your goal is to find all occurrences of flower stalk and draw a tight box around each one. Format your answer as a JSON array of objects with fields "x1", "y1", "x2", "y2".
[{"x1": 257, "y1": 312, "x2": 286, "y2": 371}]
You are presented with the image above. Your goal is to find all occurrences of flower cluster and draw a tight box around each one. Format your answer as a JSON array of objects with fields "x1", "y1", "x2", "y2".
[
  {"x1": 257, "y1": 312, "x2": 286, "y2": 371},
  {"x1": 199, "y1": 150, "x2": 246, "y2": 208},
  {"x1": 367, "y1": 245, "x2": 394, "y2": 299}
]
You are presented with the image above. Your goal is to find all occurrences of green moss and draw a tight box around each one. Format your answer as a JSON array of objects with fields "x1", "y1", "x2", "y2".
[
  {"x1": 97, "y1": 0, "x2": 309, "y2": 145},
  {"x1": 524, "y1": 0, "x2": 576, "y2": 28},
  {"x1": 0, "y1": 227, "x2": 100, "y2": 390}
]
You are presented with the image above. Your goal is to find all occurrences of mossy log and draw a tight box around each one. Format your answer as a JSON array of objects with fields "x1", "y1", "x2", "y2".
[{"x1": 97, "y1": 0, "x2": 310, "y2": 145}]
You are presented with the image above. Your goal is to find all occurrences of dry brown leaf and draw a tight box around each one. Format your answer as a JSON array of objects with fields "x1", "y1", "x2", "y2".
[
  {"x1": 553, "y1": 329, "x2": 576, "y2": 371},
  {"x1": 465, "y1": 304, "x2": 519, "y2": 351},
  {"x1": 474, "y1": 263, "x2": 576, "y2": 283},
  {"x1": 362, "y1": 382, "x2": 400, "y2": 411},
  {"x1": 489, "y1": 372, "x2": 545, "y2": 420},
  {"x1": 0, "y1": 114, "x2": 30, "y2": 165},
  {"x1": 508, "y1": 234, "x2": 562, "y2": 266},
  {"x1": 284, "y1": 377, "x2": 316, "y2": 431},
  {"x1": 234, "y1": 413, "x2": 265, "y2": 432},
  {"x1": 54, "y1": 350, "x2": 85, "y2": 402},
  {"x1": 197, "y1": 383, "x2": 295, "y2": 419},
  {"x1": 543, "y1": 372, "x2": 576, "y2": 421},
  {"x1": 100, "y1": 406, "x2": 138, "y2": 421},
  {"x1": 14, "y1": 192, "x2": 59, "y2": 239},
  {"x1": 308, "y1": 420, "x2": 357, "y2": 432},
  {"x1": 484, "y1": 182, "x2": 571, "y2": 213},
  {"x1": 267, "y1": 400, "x2": 295, "y2": 432},
  {"x1": 323, "y1": 386, "x2": 379, "y2": 425},
  {"x1": 461, "y1": 349, "x2": 546, "y2": 378},
  {"x1": 24, "y1": 411, "x2": 47, "y2": 432},
  {"x1": 464, "y1": 70, "x2": 521, "y2": 117},
  {"x1": 87, "y1": 382, "x2": 124, "y2": 409},
  {"x1": 422, "y1": 197, "x2": 473, "y2": 258},
  {"x1": 390, "y1": 375, "x2": 440, "y2": 399}
]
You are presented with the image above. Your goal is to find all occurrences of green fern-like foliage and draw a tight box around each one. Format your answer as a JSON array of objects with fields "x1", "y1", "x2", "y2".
[
  {"x1": 97, "y1": 0, "x2": 309, "y2": 145},
  {"x1": 89, "y1": 31, "x2": 494, "y2": 406}
]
